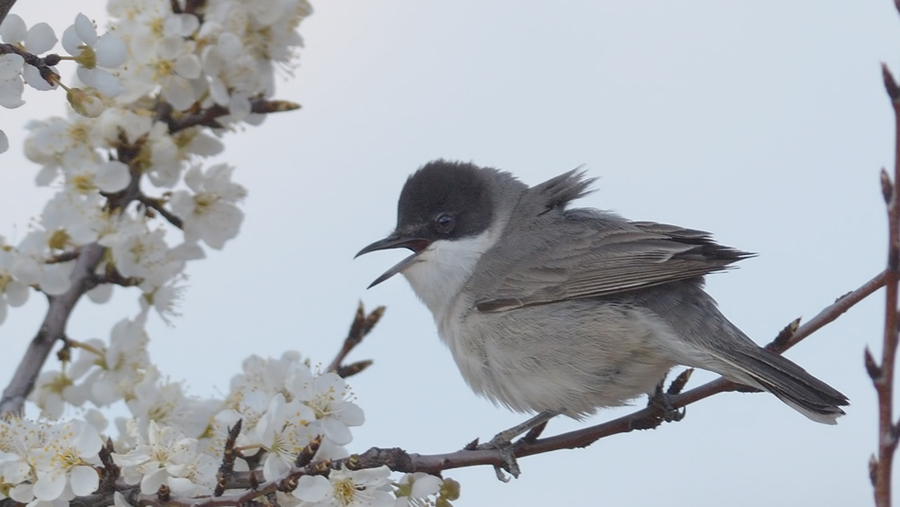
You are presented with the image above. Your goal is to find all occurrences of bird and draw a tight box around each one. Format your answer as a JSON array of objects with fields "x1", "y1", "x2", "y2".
[{"x1": 356, "y1": 159, "x2": 848, "y2": 439}]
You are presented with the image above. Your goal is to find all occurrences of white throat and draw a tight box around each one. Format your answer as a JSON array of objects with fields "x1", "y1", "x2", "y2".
[{"x1": 401, "y1": 231, "x2": 498, "y2": 321}]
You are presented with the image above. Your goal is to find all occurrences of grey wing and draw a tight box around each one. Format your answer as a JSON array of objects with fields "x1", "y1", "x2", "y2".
[{"x1": 473, "y1": 211, "x2": 754, "y2": 313}]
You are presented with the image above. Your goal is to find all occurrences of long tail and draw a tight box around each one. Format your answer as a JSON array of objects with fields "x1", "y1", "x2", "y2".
[
  {"x1": 641, "y1": 280, "x2": 849, "y2": 423},
  {"x1": 709, "y1": 345, "x2": 849, "y2": 424}
]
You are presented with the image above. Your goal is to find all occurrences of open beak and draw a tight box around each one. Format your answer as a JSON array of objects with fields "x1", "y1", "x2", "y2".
[{"x1": 355, "y1": 234, "x2": 431, "y2": 288}]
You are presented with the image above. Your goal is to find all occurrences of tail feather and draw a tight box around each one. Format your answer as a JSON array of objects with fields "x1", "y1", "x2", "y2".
[{"x1": 715, "y1": 347, "x2": 848, "y2": 424}]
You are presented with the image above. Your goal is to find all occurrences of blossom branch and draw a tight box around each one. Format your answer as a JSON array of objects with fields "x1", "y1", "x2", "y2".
[
  {"x1": 138, "y1": 195, "x2": 184, "y2": 229},
  {"x1": 869, "y1": 59, "x2": 900, "y2": 507},
  {"x1": 0, "y1": 242, "x2": 104, "y2": 416},
  {"x1": 0, "y1": 44, "x2": 60, "y2": 86},
  {"x1": 93, "y1": 264, "x2": 140, "y2": 287},
  {"x1": 159, "y1": 99, "x2": 301, "y2": 134}
]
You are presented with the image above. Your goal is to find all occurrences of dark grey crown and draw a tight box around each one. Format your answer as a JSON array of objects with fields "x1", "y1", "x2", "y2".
[{"x1": 396, "y1": 160, "x2": 500, "y2": 241}]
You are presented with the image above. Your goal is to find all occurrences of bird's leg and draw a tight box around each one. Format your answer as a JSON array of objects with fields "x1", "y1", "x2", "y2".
[
  {"x1": 474, "y1": 410, "x2": 560, "y2": 480},
  {"x1": 646, "y1": 381, "x2": 686, "y2": 423}
]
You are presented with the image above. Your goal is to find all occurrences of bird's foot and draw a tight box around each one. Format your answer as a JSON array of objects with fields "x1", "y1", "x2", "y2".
[
  {"x1": 647, "y1": 382, "x2": 686, "y2": 423},
  {"x1": 476, "y1": 435, "x2": 520, "y2": 482},
  {"x1": 469, "y1": 411, "x2": 558, "y2": 481}
]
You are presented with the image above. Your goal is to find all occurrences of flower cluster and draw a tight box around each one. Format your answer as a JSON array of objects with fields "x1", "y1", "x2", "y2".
[
  {"x1": 26, "y1": 345, "x2": 448, "y2": 506},
  {"x1": 0, "y1": 0, "x2": 456, "y2": 505},
  {"x1": 0, "y1": 0, "x2": 311, "y2": 319},
  {"x1": 0, "y1": 418, "x2": 104, "y2": 505}
]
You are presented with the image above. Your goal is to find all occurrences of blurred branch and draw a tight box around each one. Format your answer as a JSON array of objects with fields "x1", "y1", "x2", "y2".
[
  {"x1": 0, "y1": 243, "x2": 104, "y2": 416},
  {"x1": 138, "y1": 195, "x2": 184, "y2": 229},
  {"x1": 0, "y1": 44, "x2": 61, "y2": 86},
  {"x1": 869, "y1": 59, "x2": 900, "y2": 507},
  {"x1": 0, "y1": 0, "x2": 17, "y2": 26},
  {"x1": 157, "y1": 99, "x2": 301, "y2": 134}
]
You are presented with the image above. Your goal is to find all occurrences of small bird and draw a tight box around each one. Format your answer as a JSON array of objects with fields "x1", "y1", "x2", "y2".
[{"x1": 356, "y1": 160, "x2": 848, "y2": 433}]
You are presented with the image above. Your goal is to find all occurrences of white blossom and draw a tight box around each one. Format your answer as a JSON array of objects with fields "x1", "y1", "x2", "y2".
[
  {"x1": 170, "y1": 164, "x2": 246, "y2": 249},
  {"x1": 62, "y1": 13, "x2": 127, "y2": 98},
  {"x1": 251, "y1": 394, "x2": 317, "y2": 481},
  {"x1": 84, "y1": 313, "x2": 152, "y2": 406},
  {"x1": 27, "y1": 420, "x2": 103, "y2": 502},
  {"x1": 297, "y1": 373, "x2": 365, "y2": 447},
  {"x1": 0, "y1": 14, "x2": 57, "y2": 54},
  {"x1": 24, "y1": 115, "x2": 104, "y2": 178},
  {"x1": 99, "y1": 218, "x2": 195, "y2": 291},
  {"x1": 294, "y1": 465, "x2": 393, "y2": 507},
  {"x1": 10, "y1": 230, "x2": 73, "y2": 295},
  {"x1": 0, "y1": 246, "x2": 30, "y2": 325},
  {"x1": 113, "y1": 420, "x2": 217, "y2": 496}
]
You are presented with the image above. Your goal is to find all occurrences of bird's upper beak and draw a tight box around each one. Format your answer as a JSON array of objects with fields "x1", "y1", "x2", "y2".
[{"x1": 355, "y1": 233, "x2": 431, "y2": 288}]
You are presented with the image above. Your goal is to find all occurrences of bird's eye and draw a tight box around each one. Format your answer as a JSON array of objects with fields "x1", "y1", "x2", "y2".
[{"x1": 434, "y1": 213, "x2": 456, "y2": 234}]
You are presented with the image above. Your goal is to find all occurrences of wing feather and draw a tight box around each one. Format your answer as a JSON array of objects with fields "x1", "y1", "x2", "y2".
[{"x1": 472, "y1": 206, "x2": 753, "y2": 313}]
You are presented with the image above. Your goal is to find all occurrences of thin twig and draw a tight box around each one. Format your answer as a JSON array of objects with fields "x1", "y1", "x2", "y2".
[
  {"x1": 872, "y1": 60, "x2": 900, "y2": 507},
  {"x1": 138, "y1": 195, "x2": 184, "y2": 229},
  {"x1": 0, "y1": 44, "x2": 60, "y2": 86},
  {"x1": 159, "y1": 99, "x2": 301, "y2": 134},
  {"x1": 327, "y1": 302, "x2": 384, "y2": 376}
]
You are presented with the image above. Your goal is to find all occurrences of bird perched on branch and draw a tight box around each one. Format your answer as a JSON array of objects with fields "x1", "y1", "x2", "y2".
[{"x1": 357, "y1": 160, "x2": 848, "y2": 455}]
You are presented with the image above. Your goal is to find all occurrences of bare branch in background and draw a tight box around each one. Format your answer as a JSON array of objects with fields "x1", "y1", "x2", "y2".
[{"x1": 870, "y1": 56, "x2": 900, "y2": 507}]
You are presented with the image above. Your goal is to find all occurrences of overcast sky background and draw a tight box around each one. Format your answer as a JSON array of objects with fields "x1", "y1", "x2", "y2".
[{"x1": 0, "y1": 1, "x2": 897, "y2": 505}]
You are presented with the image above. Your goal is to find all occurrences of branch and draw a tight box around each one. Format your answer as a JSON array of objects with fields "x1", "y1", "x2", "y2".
[
  {"x1": 871, "y1": 60, "x2": 900, "y2": 507},
  {"x1": 138, "y1": 195, "x2": 184, "y2": 229},
  {"x1": 158, "y1": 99, "x2": 301, "y2": 134},
  {"x1": 0, "y1": 243, "x2": 105, "y2": 416},
  {"x1": 327, "y1": 302, "x2": 384, "y2": 377},
  {"x1": 0, "y1": 44, "x2": 60, "y2": 87},
  {"x1": 50, "y1": 267, "x2": 881, "y2": 507},
  {"x1": 0, "y1": 0, "x2": 17, "y2": 26}
]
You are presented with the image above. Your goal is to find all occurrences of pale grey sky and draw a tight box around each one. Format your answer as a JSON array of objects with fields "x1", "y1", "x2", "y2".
[{"x1": 0, "y1": 1, "x2": 896, "y2": 505}]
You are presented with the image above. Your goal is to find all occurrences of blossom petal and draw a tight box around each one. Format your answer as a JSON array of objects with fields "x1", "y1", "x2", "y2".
[
  {"x1": 23, "y1": 64, "x2": 55, "y2": 90},
  {"x1": 95, "y1": 33, "x2": 127, "y2": 68},
  {"x1": 86, "y1": 283, "x2": 113, "y2": 303},
  {"x1": 0, "y1": 14, "x2": 26, "y2": 44},
  {"x1": 25, "y1": 22, "x2": 58, "y2": 54},
  {"x1": 140, "y1": 468, "x2": 168, "y2": 494},
  {"x1": 334, "y1": 401, "x2": 364, "y2": 426},
  {"x1": 96, "y1": 160, "x2": 130, "y2": 192},
  {"x1": 293, "y1": 475, "x2": 330, "y2": 502},
  {"x1": 173, "y1": 53, "x2": 202, "y2": 79},
  {"x1": 351, "y1": 465, "x2": 391, "y2": 487},
  {"x1": 61, "y1": 25, "x2": 83, "y2": 56},
  {"x1": 33, "y1": 469, "x2": 66, "y2": 501},
  {"x1": 262, "y1": 453, "x2": 290, "y2": 482},
  {"x1": 321, "y1": 416, "x2": 352, "y2": 446},
  {"x1": 41, "y1": 262, "x2": 73, "y2": 295},
  {"x1": 70, "y1": 465, "x2": 99, "y2": 496},
  {"x1": 409, "y1": 473, "x2": 443, "y2": 498},
  {"x1": 6, "y1": 279, "x2": 29, "y2": 306},
  {"x1": 73, "y1": 13, "x2": 97, "y2": 46}
]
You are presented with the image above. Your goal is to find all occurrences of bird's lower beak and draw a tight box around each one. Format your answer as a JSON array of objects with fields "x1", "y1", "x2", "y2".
[{"x1": 355, "y1": 234, "x2": 431, "y2": 288}]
